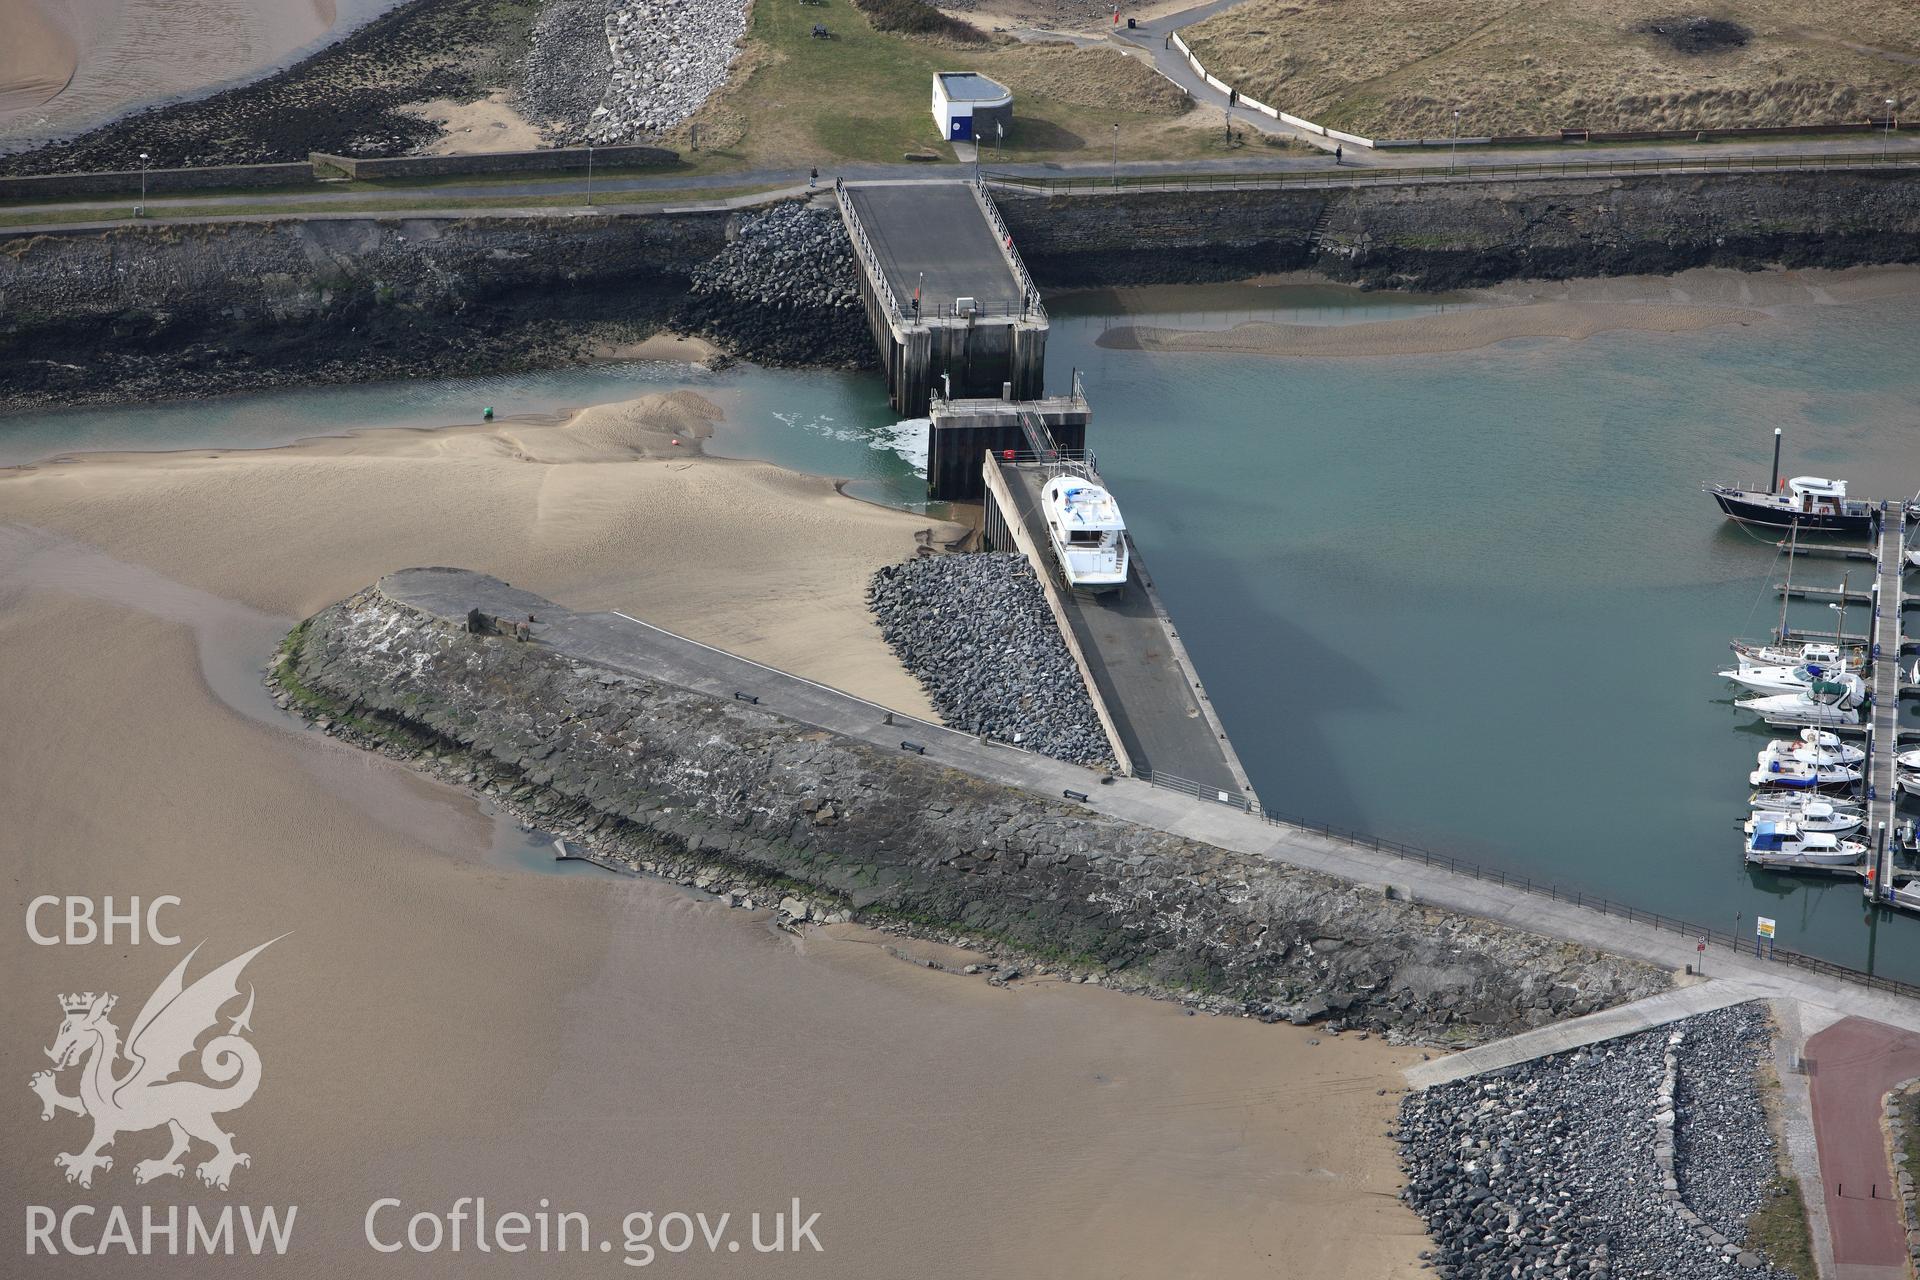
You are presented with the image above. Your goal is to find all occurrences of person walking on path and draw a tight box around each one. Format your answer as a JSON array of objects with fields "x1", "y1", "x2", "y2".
[
  {"x1": 1334, "y1": 144, "x2": 1343, "y2": 166},
  {"x1": 809, "y1": 167, "x2": 819, "y2": 190}
]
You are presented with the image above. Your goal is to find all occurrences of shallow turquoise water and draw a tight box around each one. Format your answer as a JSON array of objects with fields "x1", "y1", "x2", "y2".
[{"x1": 9, "y1": 281, "x2": 1920, "y2": 977}]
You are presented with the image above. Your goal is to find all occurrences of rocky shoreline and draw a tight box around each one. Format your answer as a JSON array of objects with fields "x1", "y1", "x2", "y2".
[
  {"x1": 869, "y1": 553, "x2": 1114, "y2": 768},
  {"x1": 0, "y1": 0, "x2": 536, "y2": 173},
  {"x1": 1398, "y1": 1003, "x2": 1791, "y2": 1279},
  {"x1": 271, "y1": 574, "x2": 1670, "y2": 1045}
]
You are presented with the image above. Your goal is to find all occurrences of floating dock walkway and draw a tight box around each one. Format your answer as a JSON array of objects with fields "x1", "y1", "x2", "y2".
[{"x1": 1868, "y1": 505, "x2": 1909, "y2": 902}]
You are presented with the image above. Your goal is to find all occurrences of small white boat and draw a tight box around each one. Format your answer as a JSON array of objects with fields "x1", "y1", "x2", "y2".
[
  {"x1": 1737, "y1": 672, "x2": 1867, "y2": 727},
  {"x1": 1907, "y1": 546, "x2": 1920, "y2": 570},
  {"x1": 1896, "y1": 749, "x2": 1920, "y2": 771},
  {"x1": 1750, "y1": 756, "x2": 1862, "y2": 789},
  {"x1": 1900, "y1": 769, "x2": 1920, "y2": 798},
  {"x1": 1891, "y1": 876, "x2": 1920, "y2": 912},
  {"x1": 1746, "y1": 803, "x2": 1864, "y2": 837},
  {"x1": 1040, "y1": 476, "x2": 1129, "y2": 591},
  {"x1": 1759, "y1": 736, "x2": 1865, "y2": 767},
  {"x1": 1749, "y1": 789, "x2": 1863, "y2": 816},
  {"x1": 1745, "y1": 818, "x2": 1867, "y2": 866}
]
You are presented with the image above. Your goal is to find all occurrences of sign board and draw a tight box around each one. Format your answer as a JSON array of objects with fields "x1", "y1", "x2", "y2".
[{"x1": 1757, "y1": 916, "x2": 1777, "y2": 939}]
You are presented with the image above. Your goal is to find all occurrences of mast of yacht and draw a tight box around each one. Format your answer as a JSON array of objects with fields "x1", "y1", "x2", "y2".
[{"x1": 1777, "y1": 519, "x2": 1798, "y2": 644}]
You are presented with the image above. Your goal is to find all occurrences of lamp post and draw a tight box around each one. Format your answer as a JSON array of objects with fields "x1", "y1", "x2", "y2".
[
  {"x1": 1888, "y1": 99, "x2": 1898, "y2": 162},
  {"x1": 138, "y1": 152, "x2": 149, "y2": 213},
  {"x1": 1450, "y1": 108, "x2": 1461, "y2": 175},
  {"x1": 586, "y1": 145, "x2": 595, "y2": 206},
  {"x1": 1111, "y1": 123, "x2": 1119, "y2": 185}
]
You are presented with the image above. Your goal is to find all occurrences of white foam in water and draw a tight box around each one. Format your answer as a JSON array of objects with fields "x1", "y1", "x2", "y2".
[{"x1": 874, "y1": 418, "x2": 930, "y2": 477}]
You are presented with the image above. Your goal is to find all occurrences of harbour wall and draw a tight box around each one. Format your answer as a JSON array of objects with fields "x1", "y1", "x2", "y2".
[
  {"x1": 998, "y1": 169, "x2": 1920, "y2": 290},
  {"x1": 279, "y1": 579, "x2": 1668, "y2": 1044},
  {"x1": 5, "y1": 168, "x2": 1920, "y2": 411}
]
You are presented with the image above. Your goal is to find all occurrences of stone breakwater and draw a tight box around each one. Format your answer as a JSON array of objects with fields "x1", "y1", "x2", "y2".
[
  {"x1": 587, "y1": 0, "x2": 751, "y2": 141},
  {"x1": 1397, "y1": 1003, "x2": 1789, "y2": 1279},
  {"x1": 868, "y1": 553, "x2": 1114, "y2": 768},
  {"x1": 278, "y1": 576, "x2": 1668, "y2": 1043},
  {"x1": 520, "y1": 0, "x2": 616, "y2": 142},
  {"x1": 673, "y1": 202, "x2": 874, "y2": 368},
  {"x1": 521, "y1": 0, "x2": 749, "y2": 144}
]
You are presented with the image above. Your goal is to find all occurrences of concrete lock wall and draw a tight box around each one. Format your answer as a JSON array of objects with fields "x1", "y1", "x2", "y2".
[
  {"x1": 0, "y1": 162, "x2": 317, "y2": 202},
  {"x1": 310, "y1": 145, "x2": 677, "y2": 180}
]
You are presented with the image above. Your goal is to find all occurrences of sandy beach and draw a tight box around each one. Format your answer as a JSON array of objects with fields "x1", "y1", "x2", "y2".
[
  {"x1": 0, "y1": 0, "x2": 337, "y2": 140},
  {"x1": 1103, "y1": 299, "x2": 1767, "y2": 358},
  {"x1": 0, "y1": 391, "x2": 1427, "y2": 1276}
]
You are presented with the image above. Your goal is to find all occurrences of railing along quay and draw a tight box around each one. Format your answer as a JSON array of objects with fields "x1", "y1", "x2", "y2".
[
  {"x1": 985, "y1": 150, "x2": 1920, "y2": 196},
  {"x1": 1136, "y1": 767, "x2": 1920, "y2": 1002}
]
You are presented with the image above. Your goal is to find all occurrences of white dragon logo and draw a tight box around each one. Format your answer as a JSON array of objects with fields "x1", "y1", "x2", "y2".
[{"x1": 29, "y1": 938, "x2": 282, "y2": 1191}]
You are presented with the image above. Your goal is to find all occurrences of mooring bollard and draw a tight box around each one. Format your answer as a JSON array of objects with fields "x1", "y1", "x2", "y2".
[
  {"x1": 1063, "y1": 789, "x2": 1090, "y2": 803},
  {"x1": 733, "y1": 691, "x2": 759, "y2": 704},
  {"x1": 900, "y1": 740, "x2": 926, "y2": 755}
]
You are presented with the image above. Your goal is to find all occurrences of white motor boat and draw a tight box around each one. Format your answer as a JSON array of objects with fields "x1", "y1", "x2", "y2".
[
  {"x1": 1749, "y1": 789, "x2": 1863, "y2": 817},
  {"x1": 1750, "y1": 756, "x2": 1862, "y2": 789},
  {"x1": 1721, "y1": 661, "x2": 1841, "y2": 694},
  {"x1": 1744, "y1": 818, "x2": 1867, "y2": 866},
  {"x1": 1896, "y1": 749, "x2": 1920, "y2": 771},
  {"x1": 1900, "y1": 770, "x2": 1920, "y2": 798},
  {"x1": 1040, "y1": 476, "x2": 1129, "y2": 591},
  {"x1": 1746, "y1": 803, "x2": 1864, "y2": 837},
  {"x1": 1758, "y1": 736, "x2": 1865, "y2": 767},
  {"x1": 1728, "y1": 639, "x2": 1865, "y2": 671},
  {"x1": 1737, "y1": 671, "x2": 1867, "y2": 728}
]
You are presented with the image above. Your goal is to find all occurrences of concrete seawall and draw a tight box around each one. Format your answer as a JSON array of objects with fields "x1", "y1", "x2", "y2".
[
  {"x1": 6, "y1": 167, "x2": 1919, "y2": 410},
  {"x1": 278, "y1": 569, "x2": 1670, "y2": 1044},
  {"x1": 997, "y1": 169, "x2": 1920, "y2": 289}
]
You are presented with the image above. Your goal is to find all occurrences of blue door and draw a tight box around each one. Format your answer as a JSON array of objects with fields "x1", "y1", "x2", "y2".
[{"x1": 950, "y1": 115, "x2": 973, "y2": 141}]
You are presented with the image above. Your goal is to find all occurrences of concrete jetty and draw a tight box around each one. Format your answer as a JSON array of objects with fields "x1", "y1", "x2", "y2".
[
  {"x1": 837, "y1": 180, "x2": 1047, "y2": 415},
  {"x1": 980, "y1": 455, "x2": 1257, "y2": 804}
]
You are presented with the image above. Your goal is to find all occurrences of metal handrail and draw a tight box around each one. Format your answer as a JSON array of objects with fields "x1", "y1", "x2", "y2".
[
  {"x1": 970, "y1": 179, "x2": 1047, "y2": 323},
  {"x1": 1132, "y1": 766, "x2": 1920, "y2": 1001},
  {"x1": 834, "y1": 178, "x2": 904, "y2": 323},
  {"x1": 984, "y1": 150, "x2": 1920, "y2": 197}
]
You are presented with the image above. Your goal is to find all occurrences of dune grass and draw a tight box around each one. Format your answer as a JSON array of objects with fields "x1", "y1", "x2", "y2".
[{"x1": 1182, "y1": 0, "x2": 1920, "y2": 140}]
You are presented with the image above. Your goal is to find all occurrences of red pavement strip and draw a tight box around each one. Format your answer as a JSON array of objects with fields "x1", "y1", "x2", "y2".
[{"x1": 1807, "y1": 1017, "x2": 1920, "y2": 1267}]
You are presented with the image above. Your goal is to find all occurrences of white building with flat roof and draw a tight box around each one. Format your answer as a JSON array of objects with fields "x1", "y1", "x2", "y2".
[{"x1": 931, "y1": 71, "x2": 1013, "y2": 143}]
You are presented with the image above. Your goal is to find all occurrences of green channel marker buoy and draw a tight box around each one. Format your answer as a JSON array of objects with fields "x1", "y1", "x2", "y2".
[{"x1": 482, "y1": 406, "x2": 494, "y2": 421}]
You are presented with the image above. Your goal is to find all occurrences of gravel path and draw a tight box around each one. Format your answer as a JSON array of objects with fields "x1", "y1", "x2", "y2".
[
  {"x1": 1398, "y1": 1002, "x2": 1793, "y2": 1280},
  {"x1": 869, "y1": 552, "x2": 1115, "y2": 767}
]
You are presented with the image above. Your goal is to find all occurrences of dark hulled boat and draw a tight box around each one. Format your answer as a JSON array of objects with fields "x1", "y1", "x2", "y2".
[
  {"x1": 1708, "y1": 477, "x2": 1877, "y2": 534},
  {"x1": 1706, "y1": 426, "x2": 1877, "y2": 535}
]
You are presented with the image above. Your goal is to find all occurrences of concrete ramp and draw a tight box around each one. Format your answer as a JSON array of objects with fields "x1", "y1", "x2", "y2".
[
  {"x1": 838, "y1": 180, "x2": 1047, "y2": 414},
  {"x1": 1402, "y1": 982, "x2": 1762, "y2": 1090}
]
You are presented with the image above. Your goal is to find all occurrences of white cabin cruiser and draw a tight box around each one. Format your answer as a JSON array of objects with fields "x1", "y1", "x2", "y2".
[
  {"x1": 1040, "y1": 476, "x2": 1129, "y2": 591},
  {"x1": 1737, "y1": 671, "x2": 1867, "y2": 727},
  {"x1": 1720, "y1": 661, "x2": 1839, "y2": 694},
  {"x1": 1744, "y1": 819, "x2": 1867, "y2": 866},
  {"x1": 1758, "y1": 736, "x2": 1865, "y2": 767},
  {"x1": 1896, "y1": 749, "x2": 1920, "y2": 771},
  {"x1": 1750, "y1": 756, "x2": 1862, "y2": 789},
  {"x1": 1745, "y1": 803, "x2": 1863, "y2": 837},
  {"x1": 1900, "y1": 770, "x2": 1920, "y2": 798}
]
